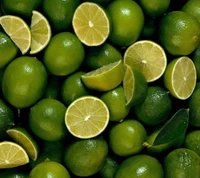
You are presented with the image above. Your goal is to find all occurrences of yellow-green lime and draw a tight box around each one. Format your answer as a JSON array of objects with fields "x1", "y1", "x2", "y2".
[
  {"x1": 2, "y1": 56, "x2": 48, "y2": 109},
  {"x1": 65, "y1": 96, "x2": 109, "y2": 139},
  {"x1": 42, "y1": 0, "x2": 80, "y2": 32},
  {"x1": 43, "y1": 32, "x2": 85, "y2": 76},
  {"x1": 29, "y1": 160, "x2": 71, "y2": 178},
  {"x1": 29, "y1": 98, "x2": 68, "y2": 141},
  {"x1": 124, "y1": 40, "x2": 167, "y2": 82},
  {"x1": 158, "y1": 11, "x2": 200, "y2": 56},
  {"x1": 0, "y1": 141, "x2": 29, "y2": 169},
  {"x1": 0, "y1": 15, "x2": 31, "y2": 54},
  {"x1": 114, "y1": 154, "x2": 164, "y2": 178},
  {"x1": 64, "y1": 137, "x2": 108, "y2": 177},
  {"x1": 134, "y1": 86, "x2": 172, "y2": 125},
  {"x1": 123, "y1": 64, "x2": 148, "y2": 107},
  {"x1": 106, "y1": 0, "x2": 144, "y2": 47},
  {"x1": 0, "y1": 31, "x2": 18, "y2": 68},
  {"x1": 164, "y1": 148, "x2": 200, "y2": 178},
  {"x1": 81, "y1": 60, "x2": 124, "y2": 91},
  {"x1": 6, "y1": 127, "x2": 39, "y2": 161},
  {"x1": 72, "y1": 2, "x2": 110, "y2": 46},
  {"x1": 30, "y1": 10, "x2": 51, "y2": 54},
  {"x1": 100, "y1": 86, "x2": 130, "y2": 122},
  {"x1": 163, "y1": 56, "x2": 197, "y2": 100},
  {"x1": 61, "y1": 71, "x2": 90, "y2": 106}
]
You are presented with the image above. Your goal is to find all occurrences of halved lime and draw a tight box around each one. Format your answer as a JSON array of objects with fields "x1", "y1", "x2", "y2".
[
  {"x1": 7, "y1": 127, "x2": 39, "y2": 161},
  {"x1": 72, "y1": 2, "x2": 110, "y2": 46},
  {"x1": 30, "y1": 10, "x2": 51, "y2": 54},
  {"x1": 163, "y1": 56, "x2": 197, "y2": 100},
  {"x1": 0, "y1": 141, "x2": 29, "y2": 168},
  {"x1": 0, "y1": 15, "x2": 31, "y2": 54},
  {"x1": 65, "y1": 96, "x2": 109, "y2": 139},
  {"x1": 124, "y1": 40, "x2": 167, "y2": 82}
]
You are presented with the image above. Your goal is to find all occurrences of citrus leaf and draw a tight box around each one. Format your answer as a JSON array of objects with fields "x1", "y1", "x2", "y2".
[{"x1": 153, "y1": 108, "x2": 189, "y2": 146}]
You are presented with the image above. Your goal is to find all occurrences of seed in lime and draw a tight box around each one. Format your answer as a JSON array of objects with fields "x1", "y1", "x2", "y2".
[
  {"x1": 65, "y1": 96, "x2": 109, "y2": 139},
  {"x1": 124, "y1": 40, "x2": 167, "y2": 82},
  {"x1": 123, "y1": 64, "x2": 148, "y2": 107},
  {"x1": 0, "y1": 15, "x2": 31, "y2": 54},
  {"x1": 163, "y1": 56, "x2": 197, "y2": 100},
  {"x1": 72, "y1": 2, "x2": 110, "y2": 46},
  {"x1": 0, "y1": 141, "x2": 29, "y2": 169},
  {"x1": 81, "y1": 60, "x2": 124, "y2": 91},
  {"x1": 30, "y1": 10, "x2": 51, "y2": 54},
  {"x1": 6, "y1": 127, "x2": 39, "y2": 161}
]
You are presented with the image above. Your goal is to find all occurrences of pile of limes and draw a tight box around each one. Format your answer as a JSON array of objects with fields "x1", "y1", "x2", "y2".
[{"x1": 0, "y1": 0, "x2": 200, "y2": 177}]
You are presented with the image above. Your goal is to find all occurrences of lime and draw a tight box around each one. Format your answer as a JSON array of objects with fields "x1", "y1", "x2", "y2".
[
  {"x1": 0, "y1": 31, "x2": 18, "y2": 68},
  {"x1": 81, "y1": 60, "x2": 124, "y2": 91},
  {"x1": 134, "y1": 86, "x2": 172, "y2": 125},
  {"x1": 2, "y1": 56, "x2": 48, "y2": 109},
  {"x1": 64, "y1": 137, "x2": 108, "y2": 177},
  {"x1": 85, "y1": 42, "x2": 122, "y2": 70},
  {"x1": 29, "y1": 160, "x2": 71, "y2": 178},
  {"x1": 6, "y1": 127, "x2": 39, "y2": 161},
  {"x1": 0, "y1": 15, "x2": 31, "y2": 54},
  {"x1": 163, "y1": 56, "x2": 197, "y2": 100},
  {"x1": 100, "y1": 86, "x2": 130, "y2": 122},
  {"x1": 29, "y1": 98, "x2": 68, "y2": 141},
  {"x1": 124, "y1": 40, "x2": 167, "y2": 82},
  {"x1": 72, "y1": 2, "x2": 110, "y2": 46},
  {"x1": 164, "y1": 148, "x2": 200, "y2": 178},
  {"x1": 42, "y1": 0, "x2": 80, "y2": 32},
  {"x1": 0, "y1": 141, "x2": 29, "y2": 169},
  {"x1": 158, "y1": 10, "x2": 200, "y2": 56},
  {"x1": 43, "y1": 32, "x2": 85, "y2": 76},
  {"x1": 123, "y1": 64, "x2": 148, "y2": 107},
  {"x1": 107, "y1": 0, "x2": 144, "y2": 47},
  {"x1": 30, "y1": 10, "x2": 51, "y2": 54},
  {"x1": 65, "y1": 96, "x2": 109, "y2": 139},
  {"x1": 61, "y1": 71, "x2": 90, "y2": 106},
  {"x1": 114, "y1": 154, "x2": 164, "y2": 178}
]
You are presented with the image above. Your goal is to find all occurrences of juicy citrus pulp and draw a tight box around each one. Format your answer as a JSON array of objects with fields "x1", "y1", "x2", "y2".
[
  {"x1": 65, "y1": 96, "x2": 109, "y2": 139},
  {"x1": 72, "y1": 2, "x2": 110, "y2": 46}
]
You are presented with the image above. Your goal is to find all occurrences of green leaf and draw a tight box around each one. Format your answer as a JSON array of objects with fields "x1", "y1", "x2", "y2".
[{"x1": 153, "y1": 108, "x2": 189, "y2": 146}]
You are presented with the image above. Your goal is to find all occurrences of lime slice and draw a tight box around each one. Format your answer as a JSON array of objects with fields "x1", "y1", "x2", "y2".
[
  {"x1": 163, "y1": 56, "x2": 197, "y2": 100},
  {"x1": 123, "y1": 64, "x2": 148, "y2": 107},
  {"x1": 6, "y1": 127, "x2": 39, "y2": 161},
  {"x1": 0, "y1": 15, "x2": 31, "y2": 55},
  {"x1": 30, "y1": 10, "x2": 51, "y2": 54},
  {"x1": 72, "y1": 2, "x2": 110, "y2": 46},
  {"x1": 0, "y1": 141, "x2": 29, "y2": 168},
  {"x1": 124, "y1": 40, "x2": 167, "y2": 82},
  {"x1": 65, "y1": 96, "x2": 109, "y2": 139},
  {"x1": 81, "y1": 60, "x2": 124, "y2": 91}
]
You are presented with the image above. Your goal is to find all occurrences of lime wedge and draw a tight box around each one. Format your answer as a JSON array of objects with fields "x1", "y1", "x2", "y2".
[
  {"x1": 7, "y1": 127, "x2": 39, "y2": 161},
  {"x1": 72, "y1": 2, "x2": 110, "y2": 46},
  {"x1": 65, "y1": 96, "x2": 109, "y2": 139},
  {"x1": 124, "y1": 40, "x2": 167, "y2": 82},
  {"x1": 0, "y1": 15, "x2": 31, "y2": 55},
  {"x1": 0, "y1": 141, "x2": 29, "y2": 168}
]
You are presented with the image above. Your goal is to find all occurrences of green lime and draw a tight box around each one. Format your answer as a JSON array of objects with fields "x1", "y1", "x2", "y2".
[
  {"x1": 0, "y1": 31, "x2": 18, "y2": 68},
  {"x1": 164, "y1": 148, "x2": 200, "y2": 178},
  {"x1": 2, "y1": 56, "x2": 48, "y2": 109},
  {"x1": 43, "y1": 32, "x2": 85, "y2": 76},
  {"x1": 109, "y1": 119, "x2": 147, "y2": 157},
  {"x1": 100, "y1": 86, "x2": 130, "y2": 122},
  {"x1": 29, "y1": 160, "x2": 71, "y2": 178},
  {"x1": 64, "y1": 137, "x2": 108, "y2": 177},
  {"x1": 107, "y1": 0, "x2": 144, "y2": 47},
  {"x1": 134, "y1": 86, "x2": 172, "y2": 125},
  {"x1": 114, "y1": 154, "x2": 164, "y2": 178},
  {"x1": 29, "y1": 98, "x2": 68, "y2": 141}
]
